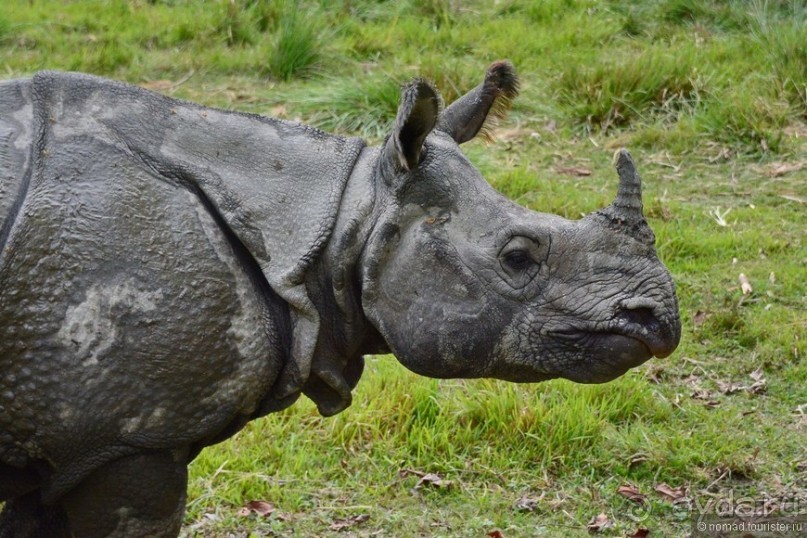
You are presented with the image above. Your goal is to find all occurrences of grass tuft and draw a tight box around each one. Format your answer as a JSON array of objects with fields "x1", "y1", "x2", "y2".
[
  {"x1": 288, "y1": 72, "x2": 402, "y2": 139},
  {"x1": 0, "y1": 16, "x2": 9, "y2": 44},
  {"x1": 557, "y1": 46, "x2": 705, "y2": 131},
  {"x1": 263, "y1": 6, "x2": 323, "y2": 81},
  {"x1": 410, "y1": 0, "x2": 460, "y2": 27},
  {"x1": 750, "y1": 6, "x2": 807, "y2": 117},
  {"x1": 217, "y1": 0, "x2": 258, "y2": 46},
  {"x1": 661, "y1": 0, "x2": 706, "y2": 24}
]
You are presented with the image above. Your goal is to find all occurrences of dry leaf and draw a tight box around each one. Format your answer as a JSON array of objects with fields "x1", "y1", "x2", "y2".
[
  {"x1": 556, "y1": 166, "x2": 592, "y2": 177},
  {"x1": 654, "y1": 483, "x2": 687, "y2": 502},
  {"x1": 414, "y1": 473, "x2": 452, "y2": 490},
  {"x1": 716, "y1": 371, "x2": 767, "y2": 396},
  {"x1": 626, "y1": 529, "x2": 650, "y2": 538},
  {"x1": 768, "y1": 162, "x2": 805, "y2": 177},
  {"x1": 717, "y1": 380, "x2": 743, "y2": 395},
  {"x1": 587, "y1": 512, "x2": 612, "y2": 533},
  {"x1": 400, "y1": 468, "x2": 426, "y2": 478},
  {"x1": 739, "y1": 273, "x2": 753, "y2": 295},
  {"x1": 329, "y1": 514, "x2": 370, "y2": 531},
  {"x1": 237, "y1": 500, "x2": 275, "y2": 517},
  {"x1": 682, "y1": 374, "x2": 701, "y2": 386},
  {"x1": 617, "y1": 484, "x2": 646, "y2": 505},
  {"x1": 693, "y1": 310, "x2": 709, "y2": 327},
  {"x1": 747, "y1": 369, "x2": 767, "y2": 394},
  {"x1": 646, "y1": 367, "x2": 665, "y2": 384},
  {"x1": 488, "y1": 531, "x2": 505, "y2": 538},
  {"x1": 515, "y1": 495, "x2": 541, "y2": 512},
  {"x1": 691, "y1": 389, "x2": 720, "y2": 407}
]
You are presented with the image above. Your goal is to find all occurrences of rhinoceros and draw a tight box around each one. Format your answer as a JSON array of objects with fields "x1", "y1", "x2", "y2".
[{"x1": 0, "y1": 62, "x2": 680, "y2": 537}]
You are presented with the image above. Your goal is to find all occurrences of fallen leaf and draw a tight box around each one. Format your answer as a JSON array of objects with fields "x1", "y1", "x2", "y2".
[
  {"x1": 626, "y1": 528, "x2": 650, "y2": 538},
  {"x1": 399, "y1": 468, "x2": 426, "y2": 478},
  {"x1": 237, "y1": 500, "x2": 275, "y2": 517},
  {"x1": 717, "y1": 371, "x2": 767, "y2": 396},
  {"x1": 682, "y1": 374, "x2": 701, "y2": 386},
  {"x1": 717, "y1": 380, "x2": 743, "y2": 395},
  {"x1": 329, "y1": 514, "x2": 370, "y2": 531},
  {"x1": 739, "y1": 273, "x2": 753, "y2": 295},
  {"x1": 691, "y1": 389, "x2": 720, "y2": 407},
  {"x1": 750, "y1": 368, "x2": 765, "y2": 382},
  {"x1": 654, "y1": 483, "x2": 687, "y2": 502},
  {"x1": 414, "y1": 473, "x2": 452, "y2": 490},
  {"x1": 768, "y1": 161, "x2": 805, "y2": 177},
  {"x1": 488, "y1": 531, "x2": 505, "y2": 538},
  {"x1": 514, "y1": 495, "x2": 542, "y2": 512},
  {"x1": 747, "y1": 375, "x2": 767, "y2": 395},
  {"x1": 587, "y1": 512, "x2": 612, "y2": 533},
  {"x1": 646, "y1": 367, "x2": 665, "y2": 384},
  {"x1": 693, "y1": 310, "x2": 709, "y2": 327},
  {"x1": 617, "y1": 484, "x2": 646, "y2": 505},
  {"x1": 556, "y1": 166, "x2": 592, "y2": 176}
]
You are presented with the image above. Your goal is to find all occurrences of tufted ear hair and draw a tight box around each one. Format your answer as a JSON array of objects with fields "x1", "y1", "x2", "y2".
[
  {"x1": 436, "y1": 60, "x2": 519, "y2": 144},
  {"x1": 383, "y1": 79, "x2": 440, "y2": 172}
]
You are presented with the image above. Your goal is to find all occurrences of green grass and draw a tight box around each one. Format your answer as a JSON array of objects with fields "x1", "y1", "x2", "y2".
[{"x1": 1, "y1": 1, "x2": 805, "y2": 536}]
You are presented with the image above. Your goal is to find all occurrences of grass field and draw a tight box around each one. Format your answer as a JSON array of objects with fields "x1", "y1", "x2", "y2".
[{"x1": 2, "y1": 1, "x2": 805, "y2": 536}]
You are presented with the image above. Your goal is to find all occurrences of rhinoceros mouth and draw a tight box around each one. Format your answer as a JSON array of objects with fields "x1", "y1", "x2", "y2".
[
  {"x1": 550, "y1": 319, "x2": 675, "y2": 359},
  {"x1": 547, "y1": 329, "x2": 655, "y2": 382}
]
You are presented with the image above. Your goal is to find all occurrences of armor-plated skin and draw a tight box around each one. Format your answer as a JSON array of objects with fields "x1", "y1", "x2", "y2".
[{"x1": 0, "y1": 64, "x2": 681, "y2": 537}]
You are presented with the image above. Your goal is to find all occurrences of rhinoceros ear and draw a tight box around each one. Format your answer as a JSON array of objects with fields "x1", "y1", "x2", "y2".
[
  {"x1": 436, "y1": 61, "x2": 519, "y2": 144},
  {"x1": 385, "y1": 79, "x2": 440, "y2": 171}
]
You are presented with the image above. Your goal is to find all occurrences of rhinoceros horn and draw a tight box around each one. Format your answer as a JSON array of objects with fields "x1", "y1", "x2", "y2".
[
  {"x1": 436, "y1": 60, "x2": 519, "y2": 144},
  {"x1": 595, "y1": 149, "x2": 656, "y2": 244}
]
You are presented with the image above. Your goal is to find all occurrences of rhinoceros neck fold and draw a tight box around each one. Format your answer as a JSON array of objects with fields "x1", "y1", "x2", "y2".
[
  {"x1": 30, "y1": 71, "x2": 366, "y2": 412},
  {"x1": 0, "y1": 79, "x2": 35, "y2": 272},
  {"x1": 298, "y1": 146, "x2": 387, "y2": 416}
]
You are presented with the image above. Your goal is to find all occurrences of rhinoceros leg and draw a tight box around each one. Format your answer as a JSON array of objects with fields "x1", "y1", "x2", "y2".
[
  {"x1": 57, "y1": 450, "x2": 188, "y2": 537},
  {"x1": 0, "y1": 492, "x2": 70, "y2": 538}
]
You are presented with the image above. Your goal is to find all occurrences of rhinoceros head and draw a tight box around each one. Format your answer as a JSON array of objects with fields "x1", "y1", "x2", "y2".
[{"x1": 361, "y1": 62, "x2": 681, "y2": 385}]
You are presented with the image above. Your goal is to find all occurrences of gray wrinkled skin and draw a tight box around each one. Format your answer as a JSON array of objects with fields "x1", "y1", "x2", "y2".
[{"x1": 0, "y1": 63, "x2": 680, "y2": 537}]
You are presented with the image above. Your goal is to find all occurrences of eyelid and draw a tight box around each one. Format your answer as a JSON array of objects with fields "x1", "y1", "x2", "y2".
[{"x1": 497, "y1": 235, "x2": 550, "y2": 289}]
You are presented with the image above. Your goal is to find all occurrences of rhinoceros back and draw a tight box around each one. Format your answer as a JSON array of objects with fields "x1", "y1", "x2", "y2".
[{"x1": 0, "y1": 72, "x2": 318, "y2": 498}]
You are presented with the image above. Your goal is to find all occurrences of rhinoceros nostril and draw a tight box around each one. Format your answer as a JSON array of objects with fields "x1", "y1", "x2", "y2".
[
  {"x1": 616, "y1": 306, "x2": 658, "y2": 328},
  {"x1": 613, "y1": 303, "x2": 680, "y2": 358}
]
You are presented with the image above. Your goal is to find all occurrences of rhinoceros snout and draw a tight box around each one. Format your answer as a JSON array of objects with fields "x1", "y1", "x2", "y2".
[{"x1": 611, "y1": 303, "x2": 681, "y2": 359}]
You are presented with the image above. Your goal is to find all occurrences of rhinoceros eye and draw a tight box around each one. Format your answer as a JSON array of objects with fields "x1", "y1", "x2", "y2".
[
  {"x1": 498, "y1": 235, "x2": 548, "y2": 288},
  {"x1": 503, "y1": 250, "x2": 534, "y2": 272}
]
